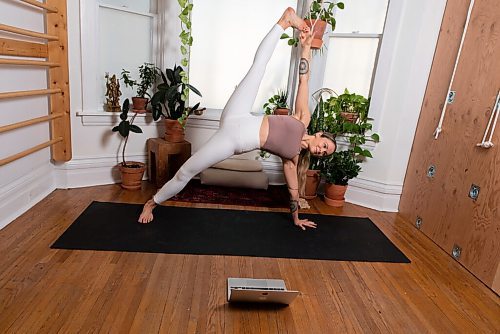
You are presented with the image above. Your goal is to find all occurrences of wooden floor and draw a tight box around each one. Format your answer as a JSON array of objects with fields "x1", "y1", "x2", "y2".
[{"x1": 0, "y1": 182, "x2": 498, "y2": 334}]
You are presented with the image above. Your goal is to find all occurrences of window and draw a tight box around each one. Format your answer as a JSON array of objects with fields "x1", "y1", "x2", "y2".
[
  {"x1": 322, "y1": 0, "x2": 389, "y2": 97},
  {"x1": 188, "y1": 0, "x2": 297, "y2": 113},
  {"x1": 97, "y1": 0, "x2": 157, "y2": 110}
]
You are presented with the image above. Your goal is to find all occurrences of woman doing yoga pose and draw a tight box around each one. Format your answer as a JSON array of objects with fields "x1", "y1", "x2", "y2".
[{"x1": 139, "y1": 8, "x2": 336, "y2": 229}]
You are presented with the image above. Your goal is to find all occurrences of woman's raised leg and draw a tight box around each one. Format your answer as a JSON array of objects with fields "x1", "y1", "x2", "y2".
[{"x1": 220, "y1": 8, "x2": 306, "y2": 123}]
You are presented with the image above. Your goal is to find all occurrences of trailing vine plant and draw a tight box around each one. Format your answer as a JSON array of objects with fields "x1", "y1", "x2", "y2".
[{"x1": 177, "y1": 0, "x2": 194, "y2": 124}]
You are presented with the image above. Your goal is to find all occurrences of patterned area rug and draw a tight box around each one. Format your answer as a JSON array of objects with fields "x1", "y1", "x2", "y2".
[{"x1": 169, "y1": 179, "x2": 289, "y2": 208}]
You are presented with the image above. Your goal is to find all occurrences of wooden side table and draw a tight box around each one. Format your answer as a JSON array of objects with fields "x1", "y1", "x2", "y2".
[{"x1": 147, "y1": 138, "x2": 191, "y2": 187}]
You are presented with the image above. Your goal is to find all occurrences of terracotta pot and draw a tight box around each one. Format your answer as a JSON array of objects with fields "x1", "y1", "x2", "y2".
[
  {"x1": 305, "y1": 19, "x2": 327, "y2": 49},
  {"x1": 274, "y1": 108, "x2": 290, "y2": 116},
  {"x1": 119, "y1": 161, "x2": 146, "y2": 190},
  {"x1": 132, "y1": 97, "x2": 148, "y2": 113},
  {"x1": 164, "y1": 118, "x2": 185, "y2": 143},
  {"x1": 324, "y1": 183, "x2": 347, "y2": 207},
  {"x1": 304, "y1": 169, "x2": 321, "y2": 199},
  {"x1": 340, "y1": 112, "x2": 359, "y2": 123}
]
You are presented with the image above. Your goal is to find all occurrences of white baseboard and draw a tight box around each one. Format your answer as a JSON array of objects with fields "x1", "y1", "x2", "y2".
[
  {"x1": 54, "y1": 154, "x2": 147, "y2": 189},
  {"x1": 344, "y1": 177, "x2": 402, "y2": 212},
  {"x1": 52, "y1": 154, "x2": 402, "y2": 212},
  {"x1": 0, "y1": 163, "x2": 56, "y2": 230}
]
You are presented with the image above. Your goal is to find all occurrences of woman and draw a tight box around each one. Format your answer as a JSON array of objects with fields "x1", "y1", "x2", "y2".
[{"x1": 139, "y1": 8, "x2": 336, "y2": 229}]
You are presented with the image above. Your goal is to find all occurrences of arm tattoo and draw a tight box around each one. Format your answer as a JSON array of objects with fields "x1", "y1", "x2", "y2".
[
  {"x1": 289, "y1": 200, "x2": 299, "y2": 213},
  {"x1": 299, "y1": 58, "x2": 309, "y2": 75}
]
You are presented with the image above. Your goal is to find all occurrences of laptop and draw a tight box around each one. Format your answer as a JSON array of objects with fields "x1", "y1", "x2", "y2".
[{"x1": 227, "y1": 278, "x2": 299, "y2": 305}]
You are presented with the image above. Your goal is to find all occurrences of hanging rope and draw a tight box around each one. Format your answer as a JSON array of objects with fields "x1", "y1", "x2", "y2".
[
  {"x1": 433, "y1": 0, "x2": 475, "y2": 139},
  {"x1": 476, "y1": 90, "x2": 500, "y2": 149}
]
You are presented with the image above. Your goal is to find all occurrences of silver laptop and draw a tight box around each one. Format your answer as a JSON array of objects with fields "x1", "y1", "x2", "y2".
[{"x1": 227, "y1": 278, "x2": 299, "y2": 305}]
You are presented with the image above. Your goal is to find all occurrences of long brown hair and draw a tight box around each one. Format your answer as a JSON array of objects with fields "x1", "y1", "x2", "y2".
[{"x1": 297, "y1": 132, "x2": 336, "y2": 197}]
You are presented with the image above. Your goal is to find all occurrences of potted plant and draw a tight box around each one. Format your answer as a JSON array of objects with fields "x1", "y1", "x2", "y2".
[
  {"x1": 111, "y1": 99, "x2": 146, "y2": 190},
  {"x1": 150, "y1": 65, "x2": 202, "y2": 142},
  {"x1": 280, "y1": 1, "x2": 345, "y2": 49},
  {"x1": 321, "y1": 149, "x2": 361, "y2": 207},
  {"x1": 120, "y1": 63, "x2": 159, "y2": 113},
  {"x1": 324, "y1": 89, "x2": 380, "y2": 158},
  {"x1": 305, "y1": 0, "x2": 345, "y2": 49},
  {"x1": 332, "y1": 88, "x2": 370, "y2": 123},
  {"x1": 263, "y1": 89, "x2": 290, "y2": 116},
  {"x1": 315, "y1": 88, "x2": 380, "y2": 206},
  {"x1": 301, "y1": 93, "x2": 332, "y2": 199},
  {"x1": 301, "y1": 87, "x2": 380, "y2": 199},
  {"x1": 149, "y1": 0, "x2": 203, "y2": 142}
]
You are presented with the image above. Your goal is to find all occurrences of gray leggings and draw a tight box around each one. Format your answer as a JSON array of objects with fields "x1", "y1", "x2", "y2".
[{"x1": 153, "y1": 24, "x2": 284, "y2": 204}]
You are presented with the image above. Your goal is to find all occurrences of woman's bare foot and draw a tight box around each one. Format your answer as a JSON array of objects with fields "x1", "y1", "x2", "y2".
[
  {"x1": 278, "y1": 7, "x2": 308, "y2": 31},
  {"x1": 138, "y1": 199, "x2": 157, "y2": 224}
]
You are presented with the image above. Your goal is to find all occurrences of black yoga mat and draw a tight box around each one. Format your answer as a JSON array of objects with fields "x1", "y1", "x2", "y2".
[{"x1": 51, "y1": 201, "x2": 410, "y2": 263}]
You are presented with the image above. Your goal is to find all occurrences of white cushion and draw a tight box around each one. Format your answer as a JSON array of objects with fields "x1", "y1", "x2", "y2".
[
  {"x1": 200, "y1": 168, "x2": 268, "y2": 190},
  {"x1": 211, "y1": 159, "x2": 263, "y2": 172}
]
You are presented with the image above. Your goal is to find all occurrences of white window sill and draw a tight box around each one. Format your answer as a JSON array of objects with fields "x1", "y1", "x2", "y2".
[
  {"x1": 76, "y1": 111, "x2": 155, "y2": 126},
  {"x1": 76, "y1": 108, "x2": 224, "y2": 127}
]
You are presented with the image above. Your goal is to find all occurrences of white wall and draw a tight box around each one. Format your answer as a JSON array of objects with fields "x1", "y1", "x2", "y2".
[
  {"x1": 344, "y1": 0, "x2": 447, "y2": 211},
  {"x1": 0, "y1": 2, "x2": 57, "y2": 229},
  {"x1": 0, "y1": 0, "x2": 448, "y2": 229}
]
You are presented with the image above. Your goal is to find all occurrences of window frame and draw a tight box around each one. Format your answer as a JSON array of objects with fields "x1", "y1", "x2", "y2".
[
  {"x1": 302, "y1": 1, "x2": 390, "y2": 139},
  {"x1": 79, "y1": 0, "x2": 159, "y2": 115}
]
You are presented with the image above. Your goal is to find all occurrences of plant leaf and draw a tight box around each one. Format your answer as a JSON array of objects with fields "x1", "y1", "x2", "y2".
[
  {"x1": 157, "y1": 83, "x2": 168, "y2": 90},
  {"x1": 353, "y1": 146, "x2": 363, "y2": 154},
  {"x1": 187, "y1": 84, "x2": 202, "y2": 97},
  {"x1": 122, "y1": 99, "x2": 130, "y2": 113},
  {"x1": 118, "y1": 121, "x2": 129, "y2": 138},
  {"x1": 129, "y1": 124, "x2": 143, "y2": 133},
  {"x1": 152, "y1": 103, "x2": 163, "y2": 121},
  {"x1": 166, "y1": 68, "x2": 174, "y2": 83}
]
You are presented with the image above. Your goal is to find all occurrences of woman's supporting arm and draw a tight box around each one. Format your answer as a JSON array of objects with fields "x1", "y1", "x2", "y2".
[{"x1": 282, "y1": 157, "x2": 317, "y2": 230}]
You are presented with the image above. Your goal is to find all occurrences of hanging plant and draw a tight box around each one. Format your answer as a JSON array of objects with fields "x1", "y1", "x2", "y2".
[{"x1": 281, "y1": 1, "x2": 345, "y2": 49}]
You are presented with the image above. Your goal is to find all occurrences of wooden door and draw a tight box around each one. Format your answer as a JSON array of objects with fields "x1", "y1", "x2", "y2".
[{"x1": 399, "y1": 0, "x2": 500, "y2": 293}]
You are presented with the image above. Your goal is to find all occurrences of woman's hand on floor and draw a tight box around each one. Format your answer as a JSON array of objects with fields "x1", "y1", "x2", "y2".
[{"x1": 294, "y1": 218, "x2": 317, "y2": 230}]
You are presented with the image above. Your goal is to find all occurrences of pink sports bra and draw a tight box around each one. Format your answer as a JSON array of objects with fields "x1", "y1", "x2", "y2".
[{"x1": 262, "y1": 115, "x2": 306, "y2": 160}]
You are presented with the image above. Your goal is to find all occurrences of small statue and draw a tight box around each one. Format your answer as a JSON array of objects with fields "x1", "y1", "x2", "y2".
[{"x1": 105, "y1": 72, "x2": 122, "y2": 112}]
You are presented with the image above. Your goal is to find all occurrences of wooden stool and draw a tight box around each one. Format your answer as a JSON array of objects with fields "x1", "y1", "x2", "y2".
[{"x1": 147, "y1": 138, "x2": 191, "y2": 187}]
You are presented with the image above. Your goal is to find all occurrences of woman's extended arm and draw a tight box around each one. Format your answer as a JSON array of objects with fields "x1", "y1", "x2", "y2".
[
  {"x1": 282, "y1": 157, "x2": 317, "y2": 230},
  {"x1": 294, "y1": 31, "x2": 313, "y2": 128}
]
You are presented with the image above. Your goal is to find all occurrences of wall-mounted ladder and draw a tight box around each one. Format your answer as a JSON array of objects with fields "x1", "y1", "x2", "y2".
[{"x1": 0, "y1": 0, "x2": 71, "y2": 166}]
